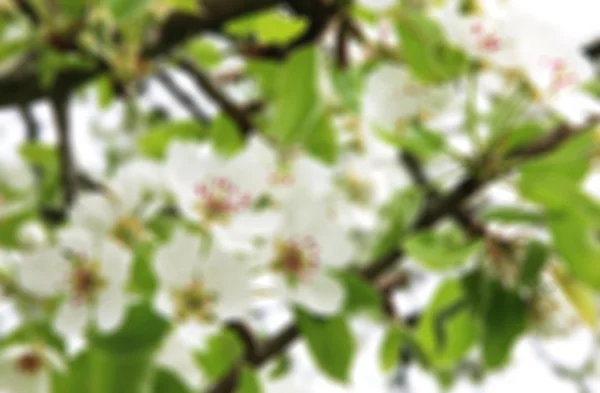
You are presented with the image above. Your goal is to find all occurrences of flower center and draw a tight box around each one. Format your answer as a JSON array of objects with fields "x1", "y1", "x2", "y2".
[
  {"x1": 541, "y1": 57, "x2": 578, "y2": 95},
  {"x1": 340, "y1": 173, "x2": 372, "y2": 205},
  {"x1": 470, "y1": 23, "x2": 502, "y2": 53},
  {"x1": 15, "y1": 352, "x2": 43, "y2": 375},
  {"x1": 195, "y1": 177, "x2": 252, "y2": 224},
  {"x1": 272, "y1": 238, "x2": 320, "y2": 285},
  {"x1": 112, "y1": 216, "x2": 144, "y2": 246},
  {"x1": 70, "y1": 262, "x2": 106, "y2": 304},
  {"x1": 173, "y1": 280, "x2": 217, "y2": 323}
]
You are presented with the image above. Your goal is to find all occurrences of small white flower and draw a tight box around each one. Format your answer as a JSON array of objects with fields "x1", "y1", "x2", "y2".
[
  {"x1": 0, "y1": 153, "x2": 35, "y2": 194},
  {"x1": 257, "y1": 191, "x2": 354, "y2": 316},
  {"x1": 165, "y1": 137, "x2": 279, "y2": 250},
  {"x1": 362, "y1": 64, "x2": 453, "y2": 132},
  {"x1": 153, "y1": 229, "x2": 252, "y2": 328},
  {"x1": 69, "y1": 159, "x2": 164, "y2": 244},
  {"x1": 0, "y1": 345, "x2": 64, "y2": 393},
  {"x1": 18, "y1": 229, "x2": 132, "y2": 353},
  {"x1": 270, "y1": 152, "x2": 335, "y2": 201}
]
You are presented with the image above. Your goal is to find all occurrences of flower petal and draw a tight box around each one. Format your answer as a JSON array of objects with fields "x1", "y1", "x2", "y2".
[
  {"x1": 95, "y1": 285, "x2": 128, "y2": 333},
  {"x1": 293, "y1": 273, "x2": 345, "y2": 316},
  {"x1": 18, "y1": 248, "x2": 69, "y2": 297},
  {"x1": 155, "y1": 229, "x2": 202, "y2": 288},
  {"x1": 69, "y1": 193, "x2": 117, "y2": 235},
  {"x1": 54, "y1": 301, "x2": 88, "y2": 341},
  {"x1": 99, "y1": 239, "x2": 132, "y2": 284}
]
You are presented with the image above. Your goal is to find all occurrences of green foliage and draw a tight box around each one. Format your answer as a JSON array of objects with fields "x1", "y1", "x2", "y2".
[
  {"x1": 151, "y1": 370, "x2": 191, "y2": 393},
  {"x1": 395, "y1": 13, "x2": 468, "y2": 83},
  {"x1": 137, "y1": 120, "x2": 209, "y2": 159},
  {"x1": 404, "y1": 225, "x2": 482, "y2": 272},
  {"x1": 226, "y1": 11, "x2": 308, "y2": 45},
  {"x1": 211, "y1": 115, "x2": 244, "y2": 157},
  {"x1": 481, "y1": 280, "x2": 527, "y2": 368},
  {"x1": 195, "y1": 329, "x2": 244, "y2": 381},
  {"x1": 480, "y1": 205, "x2": 545, "y2": 226},
  {"x1": 519, "y1": 240, "x2": 549, "y2": 287},
  {"x1": 415, "y1": 279, "x2": 477, "y2": 369},
  {"x1": 295, "y1": 308, "x2": 356, "y2": 382},
  {"x1": 235, "y1": 367, "x2": 263, "y2": 393},
  {"x1": 379, "y1": 323, "x2": 407, "y2": 371},
  {"x1": 371, "y1": 187, "x2": 422, "y2": 259},
  {"x1": 267, "y1": 47, "x2": 339, "y2": 163},
  {"x1": 337, "y1": 272, "x2": 382, "y2": 314},
  {"x1": 552, "y1": 266, "x2": 599, "y2": 329},
  {"x1": 185, "y1": 38, "x2": 223, "y2": 69}
]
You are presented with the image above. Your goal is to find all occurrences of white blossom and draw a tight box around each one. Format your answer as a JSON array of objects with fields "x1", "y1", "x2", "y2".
[
  {"x1": 18, "y1": 229, "x2": 132, "y2": 353},
  {"x1": 0, "y1": 345, "x2": 64, "y2": 393}
]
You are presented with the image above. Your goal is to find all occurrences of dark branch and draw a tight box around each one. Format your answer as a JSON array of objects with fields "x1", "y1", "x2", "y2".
[
  {"x1": 50, "y1": 95, "x2": 76, "y2": 208},
  {"x1": 156, "y1": 69, "x2": 211, "y2": 124},
  {"x1": 177, "y1": 58, "x2": 255, "y2": 135}
]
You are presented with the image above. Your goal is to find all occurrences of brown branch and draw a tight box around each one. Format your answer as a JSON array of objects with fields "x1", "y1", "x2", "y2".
[
  {"x1": 156, "y1": 69, "x2": 211, "y2": 124},
  {"x1": 0, "y1": 0, "x2": 345, "y2": 108},
  {"x1": 177, "y1": 58, "x2": 254, "y2": 135},
  {"x1": 50, "y1": 95, "x2": 76, "y2": 208}
]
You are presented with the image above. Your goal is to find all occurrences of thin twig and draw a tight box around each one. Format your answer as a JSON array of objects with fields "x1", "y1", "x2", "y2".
[
  {"x1": 177, "y1": 58, "x2": 254, "y2": 135},
  {"x1": 155, "y1": 69, "x2": 211, "y2": 124},
  {"x1": 50, "y1": 95, "x2": 76, "y2": 208}
]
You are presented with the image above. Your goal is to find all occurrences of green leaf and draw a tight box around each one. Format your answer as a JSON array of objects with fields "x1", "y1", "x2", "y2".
[
  {"x1": 210, "y1": 115, "x2": 244, "y2": 157},
  {"x1": 96, "y1": 76, "x2": 115, "y2": 109},
  {"x1": 226, "y1": 10, "x2": 308, "y2": 45},
  {"x1": 415, "y1": 279, "x2": 478, "y2": 369},
  {"x1": 137, "y1": 120, "x2": 208, "y2": 159},
  {"x1": 337, "y1": 272, "x2": 381, "y2": 314},
  {"x1": 295, "y1": 309, "x2": 356, "y2": 382},
  {"x1": 236, "y1": 367, "x2": 262, "y2": 393},
  {"x1": 87, "y1": 348, "x2": 155, "y2": 393},
  {"x1": 269, "y1": 47, "x2": 318, "y2": 142},
  {"x1": 519, "y1": 240, "x2": 549, "y2": 287},
  {"x1": 371, "y1": 187, "x2": 422, "y2": 259},
  {"x1": 106, "y1": 0, "x2": 151, "y2": 21},
  {"x1": 186, "y1": 38, "x2": 222, "y2": 69},
  {"x1": 130, "y1": 242, "x2": 158, "y2": 296},
  {"x1": 93, "y1": 303, "x2": 169, "y2": 353},
  {"x1": 480, "y1": 206, "x2": 545, "y2": 226},
  {"x1": 302, "y1": 110, "x2": 339, "y2": 164},
  {"x1": 195, "y1": 329, "x2": 244, "y2": 380},
  {"x1": 164, "y1": 0, "x2": 202, "y2": 14},
  {"x1": 518, "y1": 132, "x2": 595, "y2": 207},
  {"x1": 152, "y1": 369, "x2": 191, "y2": 393},
  {"x1": 404, "y1": 226, "x2": 482, "y2": 272},
  {"x1": 482, "y1": 280, "x2": 527, "y2": 368},
  {"x1": 547, "y1": 194, "x2": 600, "y2": 289},
  {"x1": 379, "y1": 324, "x2": 406, "y2": 372},
  {"x1": 396, "y1": 13, "x2": 467, "y2": 83},
  {"x1": 0, "y1": 38, "x2": 30, "y2": 63},
  {"x1": 552, "y1": 265, "x2": 599, "y2": 330}
]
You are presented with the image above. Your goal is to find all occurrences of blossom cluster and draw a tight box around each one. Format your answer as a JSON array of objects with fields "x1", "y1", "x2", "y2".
[{"x1": 0, "y1": 0, "x2": 599, "y2": 392}]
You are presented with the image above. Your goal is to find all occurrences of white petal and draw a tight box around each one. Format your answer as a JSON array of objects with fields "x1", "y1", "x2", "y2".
[
  {"x1": 99, "y1": 239, "x2": 131, "y2": 284},
  {"x1": 154, "y1": 288, "x2": 176, "y2": 320},
  {"x1": 69, "y1": 193, "x2": 117, "y2": 235},
  {"x1": 293, "y1": 273, "x2": 345, "y2": 316},
  {"x1": 154, "y1": 229, "x2": 202, "y2": 288},
  {"x1": 155, "y1": 329, "x2": 207, "y2": 391},
  {"x1": 203, "y1": 243, "x2": 252, "y2": 321},
  {"x1": 18, "y1": 248, "x2": 69, "y2": 297},
  {"x1": 95, "y1": 286, "x2": 128, "y2": 333},
  {"x1": 213, "y1": 211, "x2": 280, "y2": 251},
  {"x1": 58, "y1": 227, "x2": 95, "y2": 258},
  {"x1": 54, "y1": 302, "x2": 88, "y2": 341},
  {"x1": 315, "y1": 223, "x2": 354, "y2": 268}
]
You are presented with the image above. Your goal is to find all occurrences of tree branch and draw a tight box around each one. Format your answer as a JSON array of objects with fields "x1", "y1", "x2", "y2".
[
  {"x1": 155, "y1": 69, "x2": 211, "y2": 124},
  {"x1": 50, "y1": 95, "x2": 76, "y2": 208},
  {"x1": 177, "y1": 58, "x2": 255, "y2": 135},
  {"x1": 0, "y1": 0, "x2": 344, "y2": 108}
]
